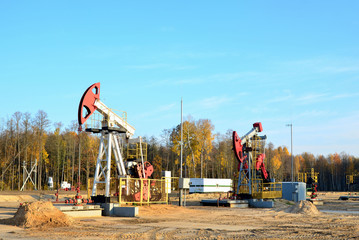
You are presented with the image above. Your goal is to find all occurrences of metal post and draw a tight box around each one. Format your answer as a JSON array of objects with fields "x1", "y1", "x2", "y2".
[
  {"x1": 291, "y1": 124, "x2": 293, "y2": 182},
  {"x1": 286, "y1": 123, "x2": 295, "y2": 201},
  {"x1": 248, "y1": 152, "x2": 252, "y2": 195},
  {"x1": 140, "y1": 179, "x2": 143, "y2": 205},
  {"x1": 119, "y1": 178, "x2": 122, "y2": 205},
  {"x1": 147, "y1": 179, "x2": 150, "y2": 205},
  {"x1": 23, "y1": 161, "x2": 26, "y2": 191},
  {"x1": 105, "y1": 133, "x2": 112, "y2": 197},
  {"x1": 179, "y1": 98, "x2": 184, "y2": 206},
  {"x1": 34, "y1": 159, "x2": 37, "y2": 190},
  {"x1": 286, "y1": 124, "x2": 293, "y2": 182},
  {"x1": 87, "y1": 178, "x2": 91, "y2": 199},
  {"x1": 180, "y1": 98, "x2": 183, "y2": 178},
  {"x1": 139, "y1": 137, "x2": 145, "y2": 178},
  {"x1": 78, "y1": 131, "x2": 81, "y2": 190}
]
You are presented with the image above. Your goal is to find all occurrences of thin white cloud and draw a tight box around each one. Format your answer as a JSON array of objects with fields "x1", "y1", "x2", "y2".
[
  {"x1": 147, "y1": 77, "x2": 205, "y2": 87},
  {"x1": 124, "y1": 63, "x2": 198, "y2": 71},
  {"x1": 157, "y1": 103, "x2": 176, "y2": 112},
  {"x1": 295, "y1": 110, "x2": 334, "y2": 118},
  {"x1": 124, "y1": 63, "x2": 169, "y2": 70},
  {"x1": 296, "y1": 93, "x2": 329, "y2": 104},
  {"x1": 267, "y1": 94, "x2": 293, "y2": 103},
  {"x1": 147, "y1": 71, "x2": 260, "y2": 88},
  {"x1": 294, "y1": 91, "x2": 359, "y2": 105},
  {"x1": 162, "y1": 51, "x2": 240, "y2": 59},
  {"x1": 134, "y1": 102, "x2": 177, "y2": 119},
  {"x1": 279, "y1": 57, "x2": 359, "y2": 75},
  {"x1": 332, "y1": 92, "x2": 359, "y2": 99},
  {"x1": 198, "y1": 96, "x2": 233, "y2": 109},
  {"x1": 319, "y1": 66, "x2": 359, "y2": 74}
]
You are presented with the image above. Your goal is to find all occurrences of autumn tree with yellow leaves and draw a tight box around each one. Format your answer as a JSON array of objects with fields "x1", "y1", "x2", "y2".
[
  {"x1": 1, "y1": 110, "x2": 359, "y2": 192},
  {"x1": 170, "y1": 117, "x2": 214, "y2": 178}
]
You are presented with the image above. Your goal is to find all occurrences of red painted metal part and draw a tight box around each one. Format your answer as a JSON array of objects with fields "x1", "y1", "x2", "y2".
[
  {"x1": 136, "y1": 161, "x2": 154, "y2": 179},
  {"x1": 256, "y1": 153, "x2": 269, "y2": 180},
  {"x1": 255, "y1": 153, "x2": 265, "y2": 170},
  {"x1": 133, "y1": 161, "x2": 154, "y2": 201},
  {"x1": 233, "y1": 131, "x2": 248, "y2": 175},
  {"x1": 233, "y1": 131, "x2": 244, "y2": 163},
  {"x1": 253, "y1": 122, "x2": 263, "y2": 132},
  {"x1": 78, "y1": 82, "x2": 101, "y2": 127},
  {"x1": 134, "y1": 181, "x2": 150, "y2": 201}
]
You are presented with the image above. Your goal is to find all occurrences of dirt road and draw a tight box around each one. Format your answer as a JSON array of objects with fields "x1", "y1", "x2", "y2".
[{"x1": 0, "y1": 191, "x2": 358, "y2": 239}]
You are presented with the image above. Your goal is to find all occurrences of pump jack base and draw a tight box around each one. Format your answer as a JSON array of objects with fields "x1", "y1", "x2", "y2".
[
  {"x1": 200, "y1": 198, "x2": 275, "y2": 208},
  {"x1": 200, "y1": 199, "x2": 249, "y2": 208},
  {"x1": 91, "y1": 195, "x2": 118, "y2": 204}
]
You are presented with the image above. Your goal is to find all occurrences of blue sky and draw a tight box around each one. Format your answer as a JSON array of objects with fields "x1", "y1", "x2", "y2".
[{"x1": 1, "y1": 1, "x2": 358, "y2": 156}]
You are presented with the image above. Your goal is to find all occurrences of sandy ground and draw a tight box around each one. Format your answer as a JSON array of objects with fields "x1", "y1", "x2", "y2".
[{"x1": 0, "y1": 191, "x2": 359, "y2": 239}]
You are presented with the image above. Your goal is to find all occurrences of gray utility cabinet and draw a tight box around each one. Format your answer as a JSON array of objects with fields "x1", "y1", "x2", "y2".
[{"x1": 281, "y1": 182, "x2": 306, "y2": 202}]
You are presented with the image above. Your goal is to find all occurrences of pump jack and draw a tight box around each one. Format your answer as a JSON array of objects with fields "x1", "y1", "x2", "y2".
[
  {"x1": 78, "y1": 83, "x2": 153, "y2": 201},
  {"x1": 233, "y1": 122, "x2": 281, "y2": 199}
]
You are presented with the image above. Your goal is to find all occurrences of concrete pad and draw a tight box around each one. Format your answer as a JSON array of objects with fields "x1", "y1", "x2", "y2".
[
  {"x1": 200, "y1": 199, "x2": 249, "y2": 208},
  {"x1": 100, "y1": 203, "x2": 138, "y2": 217},
  {"x1": 55, "y1": 204, "x2": 103, "y2": 218},
  {"x1": 249, "y1": 199, "x2": 274, "y2": 208},
  {"x1": 101, "y1": 203, "x2": 118, "y2": 216},
  {"x1": 113, "y1": 207, "x2": 138, "y2": 217},
  {"x1": 56, "y1": 205, "x2": 84, "y2": 211},
  {"x1": 54, "y1": 204, "x2": 101, "y2": 211},
  {"x1": 62, "y1": 209, "x2": 102, "y2": 218}
]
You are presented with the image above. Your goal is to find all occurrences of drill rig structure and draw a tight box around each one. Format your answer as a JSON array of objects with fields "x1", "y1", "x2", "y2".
[
  {"x1": 233, "y1": 122, "x2": 281, "y2": 199},
  {"x1": 78, "y1": 83, "x2": 153, "y2": 199}
]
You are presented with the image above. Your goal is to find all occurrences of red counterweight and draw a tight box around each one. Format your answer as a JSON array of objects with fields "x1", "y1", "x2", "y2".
[
  {"x1": 233, "y1": 131, "x2": 245, "y2": 163},
  {"x1": 256, "y1": 153, "x2": 269, "y2": 180},
  {"x1": 78, "y1": 82, "x2": 100, "y2": 128}
]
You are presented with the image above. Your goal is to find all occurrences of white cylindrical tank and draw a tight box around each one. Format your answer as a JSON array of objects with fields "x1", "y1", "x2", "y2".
[
  {"x1": 48, "y1": 177, "x2": 54, "y2": 189},
  {"x1": 162, "y1": 171, "x2": 171, "y2": 193}
]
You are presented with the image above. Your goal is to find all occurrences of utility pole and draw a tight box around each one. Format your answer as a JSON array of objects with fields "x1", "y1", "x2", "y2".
[
  {"x1": 286, "y1": 123, "x2": 293, "y2": 182},
  {"x1": 179, "y1": 98, "x2": 184, "y2": 206}
]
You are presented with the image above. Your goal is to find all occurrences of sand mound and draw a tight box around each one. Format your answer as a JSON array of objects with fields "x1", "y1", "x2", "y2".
[
  {"x1": 1, "y1": 201, "x2": 73, "y2": 228},
  {"x1": 286, "y1": 200, "x2": 320, "y2": 215}
]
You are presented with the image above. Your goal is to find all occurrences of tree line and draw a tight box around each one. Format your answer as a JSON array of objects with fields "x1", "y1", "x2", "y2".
[{"x1": 1, "y1": 110, "x2": 358, "y2": 191}]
